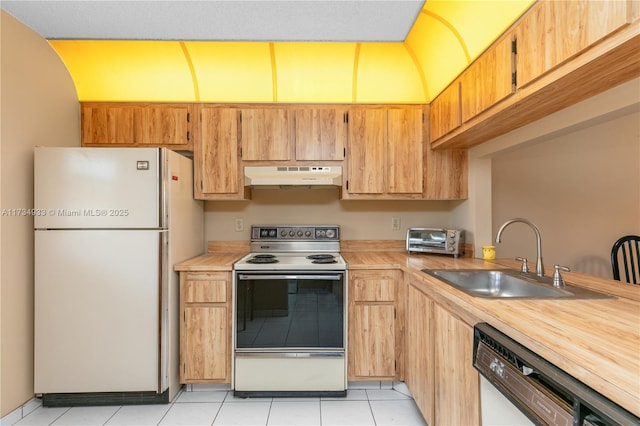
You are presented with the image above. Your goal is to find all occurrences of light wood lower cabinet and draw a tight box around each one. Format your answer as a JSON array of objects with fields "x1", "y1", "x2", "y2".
[
  {"x1": 404, "y1": 278, "x2": 480, "y2": 426},
  {"x1": 179, "y1": 271, "x2": 232, "y2": 383},
  {"x1": 433, "y1": 303, "x2": 480, "y2": 425},
  {"x1": 348, "y1": 269, "x2": 403, "y2": 381},
  {"x1": 405, "y1": 284, "x2": 434, "y2": 424}
]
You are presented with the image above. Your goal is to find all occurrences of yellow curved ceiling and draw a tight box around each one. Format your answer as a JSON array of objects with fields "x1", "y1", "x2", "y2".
[{"x1": 49, "y1": 1, "x2": 534, "y2": 103}]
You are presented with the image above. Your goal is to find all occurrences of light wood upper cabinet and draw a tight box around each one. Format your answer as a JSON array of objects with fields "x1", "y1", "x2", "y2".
[
  {"x1": 136, "y1": 104, "x2": 193, "y2": 146},
  {"x1": 294, "y1": 107, "x2": 348, "y2": 161},
  {"x1": 195, "y1": 106, "x2": 248, "y2": 200},
  {"x1": 431, "y1": 0, "x2": 638, "y2": 150},
  {"x1": 239, "y1": 108, "x2": 293, "y2": 161},
  {"x1": 387, "y1": 108, "x2": 424, "y2": 194},
  {"x1": 345, "y1": 106, "x2": 424, "y2": 199},
  {"x1": 180, "y1": 272, "x2": 232, "y2": 383},
  {"x1": 81, "y1": 103, "x2": 137, "y2": 145},
  {"x1": 424, "y1": 111, "x2": 468, "y2": 200},
  {"x1": 460, "y1": 35, "x2": 515, "y2": 123},
  {"x1": 516, "y1": 0, "x2": 633, "y2": 88},
  {"x1": 429, "y1": 81, "x2": 461, "y2": 141},
  {"x1": 81, "y1": 102, "x2": 193, "y2": 149},
  {"x1": 513, "y1": 3, "x2": 547, "y2": 88},
  {"x1": 348, "y1": 270, "x2": 402, "y2": 381},
  {"x1": 346, "y1": 107, "x2": 387, "y2": 195}
]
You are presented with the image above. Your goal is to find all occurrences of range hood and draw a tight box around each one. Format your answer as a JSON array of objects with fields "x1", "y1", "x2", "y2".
[{"x1": 244, "y1": 166, "x2": 342, "y2": 188}]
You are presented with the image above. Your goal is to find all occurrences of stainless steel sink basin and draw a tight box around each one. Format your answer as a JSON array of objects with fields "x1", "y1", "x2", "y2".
[{"x1": 422, "y1": 269, "x2": 615, "y2": 299}]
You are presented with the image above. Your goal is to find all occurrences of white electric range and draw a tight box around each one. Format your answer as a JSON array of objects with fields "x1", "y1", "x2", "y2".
[{"x1": 233, "y1": 225, "x2": 347, "y2": 397}]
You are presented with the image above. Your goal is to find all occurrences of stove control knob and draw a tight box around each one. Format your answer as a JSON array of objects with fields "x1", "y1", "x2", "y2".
[
  {"x1": 305, "y1": 230, "x2": 312, "y2": 237},
  {"x1": 297, "y1": 230, "x2": 304, "y2": 236},
  {"x1": 289, "y1": 230, "x2": 295, "y2": 237},
  {"x1": 280, "y1": 230, "x2": 287, "y2": 237},
  {"x1": 325, "y1": 229, "x2": 335, "y2": 239},
  {"x1": 317, "y1": 230, "x2": 326, "y2": 237}
]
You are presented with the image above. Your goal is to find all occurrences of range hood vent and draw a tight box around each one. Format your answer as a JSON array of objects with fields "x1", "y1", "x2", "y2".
[{"x1": 244, "y1": 166, "x2": 342, "y2": 188}]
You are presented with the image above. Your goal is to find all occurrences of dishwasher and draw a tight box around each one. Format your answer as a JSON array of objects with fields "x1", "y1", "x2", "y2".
[{"x1": 473, "y1": 323, "x2": 640, "y2": 426}]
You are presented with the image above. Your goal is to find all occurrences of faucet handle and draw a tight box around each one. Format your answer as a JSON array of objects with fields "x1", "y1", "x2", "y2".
[
  {"x1": 552, "y1": 265, "x2": 571, "y2": 288},
  {"x1": 515, "y1": 257, "x2": 529, "y2": 273}
]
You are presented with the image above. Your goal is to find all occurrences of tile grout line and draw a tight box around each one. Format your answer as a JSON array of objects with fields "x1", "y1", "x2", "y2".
[
  {"x1": 209, "y1": 392, "x2": 226, "y2": 426},
  {"x1": 47, "y1": 406, "x2": 71, "y2": 426},
  {"x1": 102, "y1": 405, "x2": 122, "y2": 426}
]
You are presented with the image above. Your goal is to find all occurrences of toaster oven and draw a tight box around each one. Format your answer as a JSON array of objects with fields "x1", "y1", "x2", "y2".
[{"x1": 406, "y1": 228, "x2": 464, "y2": 257}]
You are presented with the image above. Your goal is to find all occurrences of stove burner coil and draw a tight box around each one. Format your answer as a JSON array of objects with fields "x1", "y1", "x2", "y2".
[
  {"x1": 247, "y1": 254, "x2": 279, "y2": 264},
  {"x1": 312, "y1": 259, "x2": 338, "y2": 264},
  {"x1": 306, "y1": 254, "x2": 336, "y2": 260}
]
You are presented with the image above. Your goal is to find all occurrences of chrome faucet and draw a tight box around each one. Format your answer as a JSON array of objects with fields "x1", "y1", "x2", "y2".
[{"x1": 495, "y1": 218, "x2": 545, "y2": 277}]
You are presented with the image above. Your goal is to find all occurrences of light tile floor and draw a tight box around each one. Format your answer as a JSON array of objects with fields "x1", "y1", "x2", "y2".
[{"x1": 8, "y1": 382, "x2": 427, "y2": 426}]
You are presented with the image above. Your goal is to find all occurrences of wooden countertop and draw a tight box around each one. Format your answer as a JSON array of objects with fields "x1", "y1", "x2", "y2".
[
  {"x1": 345, "y1": 251, "x2": 640, "y2": 417},
  {"x1": 174, "y1": 252, "x2": 245, "y2": 271},
  {"x1": 175, "y1": 249, "x2": 640, "y2": 415}
]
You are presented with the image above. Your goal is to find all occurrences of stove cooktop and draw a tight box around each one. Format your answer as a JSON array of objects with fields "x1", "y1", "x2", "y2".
[{"x1": 234, "y1": 252, "x2": 347, "y2": 271}]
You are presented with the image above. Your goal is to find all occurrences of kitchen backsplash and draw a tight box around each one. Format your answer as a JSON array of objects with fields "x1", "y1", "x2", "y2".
[{"x1": 204, "y1": 188, "x2": 458, "y2": 241}]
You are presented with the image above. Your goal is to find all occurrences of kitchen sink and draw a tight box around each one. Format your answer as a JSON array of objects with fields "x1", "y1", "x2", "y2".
[{"x1": 422, "y1": 269, "x2": 615, "y2": 300}]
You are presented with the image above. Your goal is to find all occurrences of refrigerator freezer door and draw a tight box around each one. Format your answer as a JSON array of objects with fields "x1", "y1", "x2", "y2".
[
  {"x1": 35, "y1": 229, "x2": 164, "y2": 394},
  {"x1": 34, "y1": 147, "x2": 161, "y2": 229}
]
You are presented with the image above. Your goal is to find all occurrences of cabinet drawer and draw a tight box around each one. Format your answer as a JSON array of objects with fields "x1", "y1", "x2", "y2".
[
  {"x1": 184, "y1": 273, "x2": 229, "y2": 303},
  {"x1": 351, "y1": 271, "x2": 398, "y2": 302}
]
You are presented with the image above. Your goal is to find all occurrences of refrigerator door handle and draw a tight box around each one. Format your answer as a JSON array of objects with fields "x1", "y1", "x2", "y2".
[
  {"x1": 158, "y1": 148, "x2": 169, "y2": 229},
  {"x1": 158, "y1": 229, "x2": 169, "y2": 393}
]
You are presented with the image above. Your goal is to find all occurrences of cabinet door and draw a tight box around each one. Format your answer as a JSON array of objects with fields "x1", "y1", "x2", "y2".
[
  {"x1": 430, "y1": 81, "x2": 461, "y2": 141},
  {"x1": 136, "y1": 104, "x2": 192, "y2": 146},
  {"x1": 180, "y1": 271, "x2": 232, "y2": 383},
  {"x1": 516, "y1": 0, "x2": 631, "y2": 88},
  {"x1": 183, "y1": 306, "x2": 229, "y2": 381},
  {"x1": 295, "y1": 107, "x2": 347, "y2": 160},
  {"x1": 81, "y1": 103, "x2": 136, "y2": 145},
  {"x1": 545, "y1": 0, "x2": 589, "y2": 71},
  {"x1": 387, "y1": 108, "x2": 423, "y2": 195},
  {"x1": 184, "y1": 274, "x2": 228, "y2": 303},
  {"x1": 349, "y1": 304, "x2": 396, "y2": 378},
  {"x1": 514, "y1": 3, "x2": 547, "y2": 87},
  {"x1": 433, "y1": 304, "x2": 480, "y2": 426},
  {"x1": 240, "y1": 108, "x2": 292, "y2": 160},
  {"x1": 405, "y1": 285, "x2": 434, "y2": 425},
  {"x1": 461, "y1": 35, "x2": 515, "y2": 123},
  {"x1": 346, "y1": 108, "x2": 386, "y2": 194},
  {"x1": 424, "y1": 137, "x2": 468, "y2": 200},
  {"x1": 197, "y1": 107, "x2": 242, "y2": 198},
  {"x1": 351, "y1": 270, "x2": 397, "y2": 302},
  {"x1": 348, "y1": 270, "x2": 398, "y2": 380}
]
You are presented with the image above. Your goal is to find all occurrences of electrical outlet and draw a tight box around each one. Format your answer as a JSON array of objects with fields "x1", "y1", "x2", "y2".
[
  {"x1": 234, "y1": 218, "x2": 244, "y2": 232},
  {"x1": 391, "y1": 216, "x2": 401, "y2": 231}
]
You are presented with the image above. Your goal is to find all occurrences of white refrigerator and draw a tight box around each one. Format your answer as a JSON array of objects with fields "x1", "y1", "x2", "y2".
[{"x1": 34, "y1": 147, "x2": 203, "y2": 406}]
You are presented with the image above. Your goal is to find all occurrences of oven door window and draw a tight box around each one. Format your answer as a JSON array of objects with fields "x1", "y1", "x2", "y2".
[{"x1": 236, "y1": 273, "x2": 344, "y2": 350}]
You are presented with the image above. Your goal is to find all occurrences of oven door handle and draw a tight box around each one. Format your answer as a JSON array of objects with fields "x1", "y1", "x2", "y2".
[{"x1": 237, "y1": 274, "x2": 342, "y2": 281}]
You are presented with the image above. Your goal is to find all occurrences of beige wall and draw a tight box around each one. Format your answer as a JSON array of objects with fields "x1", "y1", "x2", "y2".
[
  {"x1": 1, "y1": 11, "x2": 80, "y2": 416},
  {"x1": 491, "y1": 109, "x2": 640, "y2": 279},
  {"x1": 205, "y1": 189, "x2": 458, "y2": 241}
]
